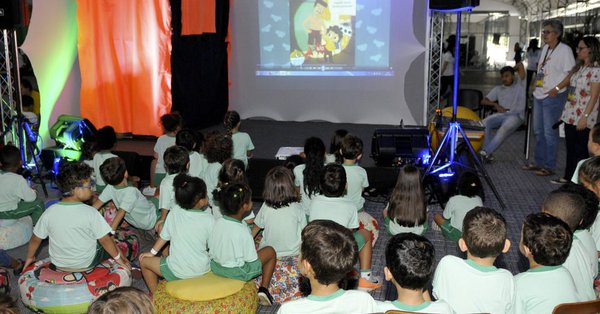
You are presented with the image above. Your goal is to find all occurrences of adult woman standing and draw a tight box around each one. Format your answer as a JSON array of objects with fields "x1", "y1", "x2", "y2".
[
  {"x1": 440, "y1": 35, "x2": 456, "y2": 101},
  {"x1": 550, "y1": 37, "x2": 600, "y2": 184},
  {"x1": 524, "y1": 19, "x2": 575, "y2": 176},
  {"x1": 526, "y1": 39, "x2": 541, "y2": 93}
]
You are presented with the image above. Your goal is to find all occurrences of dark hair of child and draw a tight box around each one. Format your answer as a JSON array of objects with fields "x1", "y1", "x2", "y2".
[
  {"x1": 457, "y1": 171, "x2": 483, "y2": 199},
  {"x1": 21, "y1": 95, "x2": 34, "y2": 108},
  {"x1": 213, "y1": 159, "x2": 247, "y2": 202},
  {"x1": 263, "y1": 166, "x2": 300, "y2": 209},
  {"x1": 283, "y1": 155, "x2": 304, "y2": 172},
  {"x1": 522, "y1": 212, "x2": 573, "y2": 266},
  {"x1": 95, "y1": 126, "x2": 117, "y2": 151},
  {"x1": 557, "y1": 183, "x2": 599, "y2": 230},
  {"x1": 203, "y1": 131, "x2": 233, "y2": 164},
  {"x1": 80, "y1": 141, "x2": 97, "y2": 161},
  {"x1": 0, "y1": 145, "x2": 21, "y2": 169},
  {"x1": 386, "y1": 233, "x2": 435, "y2": 290},
  {"x1": 175, "y1": 129, "x2": 197, "y2": 151},
  {"x1": 193, "y1": 130, "x2": 205, "y2": 153},
  {"x1": 462, "y1": 206, "x2": 507, "y2": 258},
  {"x1": 591, "y1": 123, "x2": 600, "y2": 145},
  {"x1": 223, "y1": 110, "x2": 241, "y2": 135},
  {"x1": 160, "y1": 112, "x2": 182, "y2": 133},
  {"x1": 329, "y1": 129, "x2": 348, "y2": 163},
  {"x1": 100, "y1": 157, "x2": 126, "y2": 186},
  {"x1": 87, "y1": 286, "x2": 154, "y2": 314},
  {"x1": 218, "y1": 183, "x2": 252, "y2": 216},
  {"x1": 0, "y1": 294, "x2": 19, "y2": 314},
  {"x1": 303, "y1": 137, "x2": 326, "y2": 197},
  {"x1": 173, "y1": 173, "x2": 207, "y2": 209},
  {"x1": 164, "y1": 146, "x2": 189, "y2": 175},
  {"x1": 388, "y1": 165, "x2": 426, "y2": 227},
  {"x1": 340, "y1": 134, "x2": 363, "y2": 160},
  {"x1": 21, "y1": 78, "x2": 32, "y2": 91},
  {"x1": 301, "y1": 220, "x2": 357, "y2": 285},
  {"x1": 56, "y1": 161, "x2": 93, "y2": 194},
  {"x1": 543, "y1": 190, "x2": 585, "y2": 232},
  {"x1": 320, "y1": 163, "x2": 346, "y2": 197},
  {"x1": 580, "y1": 156, "x2": 600, "y2": 184},
  {"x1": 314, "y1": 0, "x2": 328, "y2": 8}
]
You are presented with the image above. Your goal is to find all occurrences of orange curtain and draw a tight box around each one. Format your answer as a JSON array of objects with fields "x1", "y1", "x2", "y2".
[
  {"x1": 77, "y1": 0, "x2": 172, "y2": 136},
  {"x1": 181, "y1": 0, "x2": 216, "y2": 35}
]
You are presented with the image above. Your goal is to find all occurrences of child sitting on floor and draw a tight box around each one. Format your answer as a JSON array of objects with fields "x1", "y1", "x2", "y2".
[
  {"x1": 224, "y1": 110, "x2": 254, "y2": 169},
  {"x1": 325, "y1": 129, "x2": 347, "y2": 164},
  {"x1": 23, "y1": 161, "x2": 129, "y2": 271},
  {"x1": 155, "y1": 146, "x2": 189, "y2": 233},
  {"x1": 0, "y1": 145, "x2": 44, "y2": 224},
  {"x1": 572, "y1": 123, "x2": 600, "y2": 184},
  {"x1": 152, "y1": 113, "x2": 182, "y2": 187},
  {"x1": 176, "y1": 129, "x2": 207, "y2": 178},
  {"x1": 91, "y1": 126, "x2": 118, "y2": 193},
  {"x1": 434, "y1": 171, "x2": 483, "y2": 241},
  {"x1": 543, "y1": 189, "x2": 597, "y2": 300},
  {"x1": 139, "y1": 174, "x2": 214, "y2": 294},
  {"x1": 384, "y1": 165, "x2": 427, "y2": 235},
  {"x1": 252, "y1": 166, "x2": 306, "y2": 257},
  {"x1": 294, "y1": 137, "x2": 326, "y2": 214},
  {"x1": 578, "y1": 156, "x2": 600, "y2": 256},
  {"x1": 308, "y1": 164, "x2": 381, "y2": 291},
  {"x1": 202, "y1": 131, "x2": 233, "y2": 213},
  {"x1": 208, "y1": 183, "x2": 276, "y2": 305},
  {"x1": 277, "y1": 220, "x2": 378, "y2": 314},
  {"x1": 340, "y1": 134, "x2": 368, "y2": 212},
  {"x1": 93, "y1": 157, "x2": 158, "y2": 232},
  {"x1": 377, "y1": 233, "x2": 453, "y2": 313},
  {"x1": 432, "y1": 206, "x2": 513, "y2": 314},
  {"x1": 515, "y1": 212, "x2": 581, "y2": 313}
]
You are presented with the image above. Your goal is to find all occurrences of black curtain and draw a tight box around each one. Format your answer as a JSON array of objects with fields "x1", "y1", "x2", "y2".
[{"x1": 170, "y1": 0, "x2": 230, "y2": 129}]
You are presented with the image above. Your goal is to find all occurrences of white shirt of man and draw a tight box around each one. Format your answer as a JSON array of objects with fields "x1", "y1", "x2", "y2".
[{"x1": 485, "y1": 74, "x2": 526, "y2": 120}]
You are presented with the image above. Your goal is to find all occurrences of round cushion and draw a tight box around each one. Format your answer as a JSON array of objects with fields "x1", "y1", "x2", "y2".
[
  {"x1": 0, "y1": 216, "x2": 32, "y2": 250},
  {"x1": 255, "y1": 255, "x2": 302, "y2": 304},
  {"x1": 358, "y1": 211, "x2": 380, "y2": 247},
  {"x1": 154, "y1": 273, "x2": 258, "y2": 313},
  {"x1": 19, "y1": 258, "x2": 132, "y2": 314},
  {"x1": 0, "y1": 268, "x2": 9, "y2": 295}
]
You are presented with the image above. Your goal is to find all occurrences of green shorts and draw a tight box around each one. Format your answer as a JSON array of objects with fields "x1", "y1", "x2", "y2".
[
  {"x1": 154, "y1": 173, "x2": 166, "y2": 186},
  {"x1": 88, "y1": 243, "x2": 111, "y2": 268},
  {"x1": 353, "y1": 231, "x2": 366, "y2": 251},
  {"x1": 160, "y1": 257, "x2": 181, "y2": 281},
  {"x1": 440, "y1": 219, "x2": 462, "y2": 242},
  {"x1": 210, "y1": 259, "x2": 262, "y2": 282}
]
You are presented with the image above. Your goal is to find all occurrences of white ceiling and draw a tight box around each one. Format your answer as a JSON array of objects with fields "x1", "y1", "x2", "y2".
[{"x1": 496, "y1": 0, "x2": 600, "y2": 17}]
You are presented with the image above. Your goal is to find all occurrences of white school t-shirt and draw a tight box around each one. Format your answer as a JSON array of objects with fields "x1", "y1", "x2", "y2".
[
  {"x1": 514, "y1": 265, "x2": 581, "y2": 314},
  {"x1": 158, "y1": 173, "x2": 177, "y2": 211},
  {"x1": 231, "y1": 132, "x2": 254, "y2": 168},
  {"x1": 188, "y1": 151, "x2": 208, "y2": 178},
  {"x1": 208, "y1": 216, "x2": 258, "y2": 268},
  {"x1": 590, "y1": 211, "x2": 600, "y2": 251},
  {"x1": 278, "y1": 289, "x2": 378, "y2": 314},
  {"x1": 92, "y1": 151, "x2": 117, "y2": 187},
  {"x1": 342, "y1": 164, "x2": 369, "y2": 211},
  {"x1": 254, "y1": 202, "x2": 307, "y2": 257},
  {"x1": 443, "y1": 195, "x2": 483, "y2": 231},
  {"x1": 432, "y1": 255, "x2": 514, "y2": 314},
  {"x1": 98, "y1": 185, "x2": 157, "y2": 230},
  {"x1": 571, "y1": 157, "x2": 589, "y2": 184},
  {"x1": 376, "y1": 300, "x2": 455, "y2": 313},
  {"x1": 293, "y1": 164, "x2": 315, "y2": 214},
  {"x1": 34, "y1": 201, "x2": 112, "y2": 269},
  {"x1": 160, "y1": 205, "x2": 214, "y2": 279},
  {"x1": 308, "y1": 195, "x2": 358, "y2": 229},
  {"x1": 0, "y1": 171, "x2": 36, "y2": 212},
  {"x1": 563, "y1": 229, "x2": 598, "y2": 301},
  {"x1": 203, "y1": 162, "x2": 221, "y2": 208},
  {"x1": 533, "y1": 42, "x2": 576, "y2": 99},
  {"x1": 154, "y1": 134, "x2": 177, "y2": 174}
]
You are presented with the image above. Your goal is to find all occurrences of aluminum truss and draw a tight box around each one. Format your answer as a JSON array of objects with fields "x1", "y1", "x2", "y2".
[
  {"x1": 427, "y1": 11, "x2": 445, "y2": 122},
  {"x1": 0, "y1": 29, "x2": 22, "y2": 145}
]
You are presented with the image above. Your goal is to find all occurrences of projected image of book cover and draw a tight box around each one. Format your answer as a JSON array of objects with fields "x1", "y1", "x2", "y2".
[{"x1": 290, "y1": 0, "x2": 355, "y2": 67}]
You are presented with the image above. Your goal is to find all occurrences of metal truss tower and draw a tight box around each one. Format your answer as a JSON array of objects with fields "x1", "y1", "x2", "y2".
[
  {"x1": 427, "y1": 11, "x2": 444, "y2": 122},
  {"x1": 0, "y1": 29, "x2": 22, "y2": 145}
]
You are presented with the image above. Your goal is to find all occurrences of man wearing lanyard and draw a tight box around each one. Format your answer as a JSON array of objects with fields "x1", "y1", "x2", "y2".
[{"x1": 523, "y1": 19, "x2": 575, "y2": 176}]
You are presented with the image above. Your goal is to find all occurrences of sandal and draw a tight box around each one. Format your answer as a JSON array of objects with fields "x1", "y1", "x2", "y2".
[
  {"x1": 522, "y1": 164, "x2": 542, "y2": 171},
  {"x1": 550, "y1": 178, "x2": 569, "y2": 184},
  {"x1": 535, "y1": 168, "x2": 555, "y2": 176}
]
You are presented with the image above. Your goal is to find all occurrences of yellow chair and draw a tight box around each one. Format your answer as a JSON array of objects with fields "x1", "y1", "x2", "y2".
[
  {"x1": 429, "y1": 106, "x2": 485, "y2": 153},
  {"x1": 552, "y1": 299, "x2": 600, "y2": 314}
]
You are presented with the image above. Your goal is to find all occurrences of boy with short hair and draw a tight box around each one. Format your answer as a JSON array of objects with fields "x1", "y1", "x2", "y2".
[
  {"x1": 23, "y1": 161, "x2": 129, "y2": 271},
  {"x1": 93, "y1": 157, "x2": 158, "y2": 232},
  {"x1": 92, "y1": 126, "x2": 118, "y2": 192},
  {"x1": 515, "y1": 212, "x2": 581, "y2": 313},
  {"x1": 340, "y1": 134, "x2": 369, "y2": 212},
  {"x1": 377, "y1": 233, "x2": 454, "y2": 313},
  {"x1": 432, "y1": 206, "x2": 513, "y2": 314},
  {"x1": 155, "y1": 146, "x2": 189, "y2": 233},
  {"x1": 277, "y1": 220, "x2": 378, "y2": 314},
  {"x1": 0, "y1": 145, "x2": 44, "y2": 224},
  {"x1": 308, "y1": 164, "x2": 381, "y2": 291},
  {"x1": 543, "y1": 190, "x2": 597, "y2": 300},
  {"x1": 152, "y1": 113, "x2": 182, "y2": 187}
]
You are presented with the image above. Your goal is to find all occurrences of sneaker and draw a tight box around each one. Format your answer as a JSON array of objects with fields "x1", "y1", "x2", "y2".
[
  {"x1": 358, "y1": 276, "x2": 382, "y2": 291},
  {"x1": 257, "y1": 287, "x2": 274, "y2": 306},
  {"x1": 550, "y1": 178, "x2": 569, "y2": 185}
]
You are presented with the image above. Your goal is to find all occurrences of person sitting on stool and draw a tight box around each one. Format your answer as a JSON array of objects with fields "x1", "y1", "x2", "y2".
[{"x1": 479, "y1": 63, "x2": 526, "y2": 162}]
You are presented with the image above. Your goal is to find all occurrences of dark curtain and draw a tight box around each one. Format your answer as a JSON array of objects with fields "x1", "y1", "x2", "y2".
[{"x1": 170, "y1": 0, "x2": 230, "y2": 129}]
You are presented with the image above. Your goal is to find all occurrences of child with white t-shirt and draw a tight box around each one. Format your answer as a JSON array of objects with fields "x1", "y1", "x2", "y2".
[
  {"x1": 211, "y1": 159, "x2": 255, "y2": 225},
  {"x1": 277, "y1": 220, "x2": 378, "y2": 314},
  {"x1": 208, "y1": 183, "x2": 276, "y2": 305},
  {"x1": 578, "y1": 156, "x2": 600, "y2": 260},
  {"x1": 434, "y1": 171, "x2": 483, "y2": 242},
  {"x1": 23, "y1": 162, "x2": 129, "y2": 271},
  {"x1": 154, "y1": 146, "x2": 189, "y2": 233},
  {"x1": 93, "y1": 157, "x2": 158, "y2": 232},
  {"x1": 325, "y1": 129, "x2": 347, "y2": 164},
  {"x1": 340, "y1": 134, "x2": 369, "y2": 212},
  {"x1": 176, "y1": 129, "x2": 208, "y2": 178},
  {"x1": 515, "y1": 213, "x2": 581, "y2": 313},
  {"x1": 432, "y1": 207, "x2": 514, "y2": 314},
  {"x1": 139, "y1": 174, "x2": 214, "y2": 293},
  {"x1": 201, "y1": 131, "x2": 232, "y2": 214},
  {"x1": 252, "y1": 166, "x2": 306, "y2": 257},
  {"x1": 91, "y1": 126, "x2": 118, "y2": 193},
  {"x1": 377, "y1": 233, "x2": 454, "y2": 313},
  {"x1": 294, "y1": 137, "x2": 326, "y2": 214},
  {"x1": 151, "y1": 113, "x2": 182, "y2": 187},
  {"x1": 384, "y1": 165, "x2": 427, "y2": 235},
  {"x1": 224, "y1": 111, "x2": 254, "y2": 169}
]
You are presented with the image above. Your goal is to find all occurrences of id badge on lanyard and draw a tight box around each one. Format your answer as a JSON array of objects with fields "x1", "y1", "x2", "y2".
[
  {"x1": 535, "y1": 71, "x2": 545, "y2": 87},
  {"x1": 567, "y1": 86, "x2": 576, "y2": 101}
]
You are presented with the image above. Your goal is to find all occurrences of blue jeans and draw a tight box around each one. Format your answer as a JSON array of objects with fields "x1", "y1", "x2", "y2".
[
  {"x1": 482, "y1": 112, "x2": 524, "y2": 154},
  {"x1": 533, "y1": 92, "x2": 567, "y2": 170}
]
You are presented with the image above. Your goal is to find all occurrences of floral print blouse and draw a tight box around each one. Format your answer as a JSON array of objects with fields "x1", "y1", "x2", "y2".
[{"x1": 561, "y1": 66, "x2": 600, "y2": 129}]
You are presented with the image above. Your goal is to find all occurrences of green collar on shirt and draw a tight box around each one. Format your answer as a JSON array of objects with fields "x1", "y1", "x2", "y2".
[
  {"x1": 166, "y1": 133, "x2": 176, "y2": 138},
  {"x1": 113, "y1": 185, "x2": 129, "y2": 190},
  {"x1": 306, "y1": 289, "x2": 345, "y2": 301},
  {"x1": 527, "y1": 265, "x2": 561, "y2": 273},
  {"x1": 391, "y1": 301, "x2": 431, "y2": 311},
  {"x1": 223, "y1": 215, "x2": 243, "y2": 223},
  {"x1": 342, "y1": 163, "x2": 357, "y2": 167},
  {"x1": 465, "y1": 258, "x2": 498, "y2": 272},
  {"x1": 58, "y1": 201, "x2": 84, "y2": 206}
]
